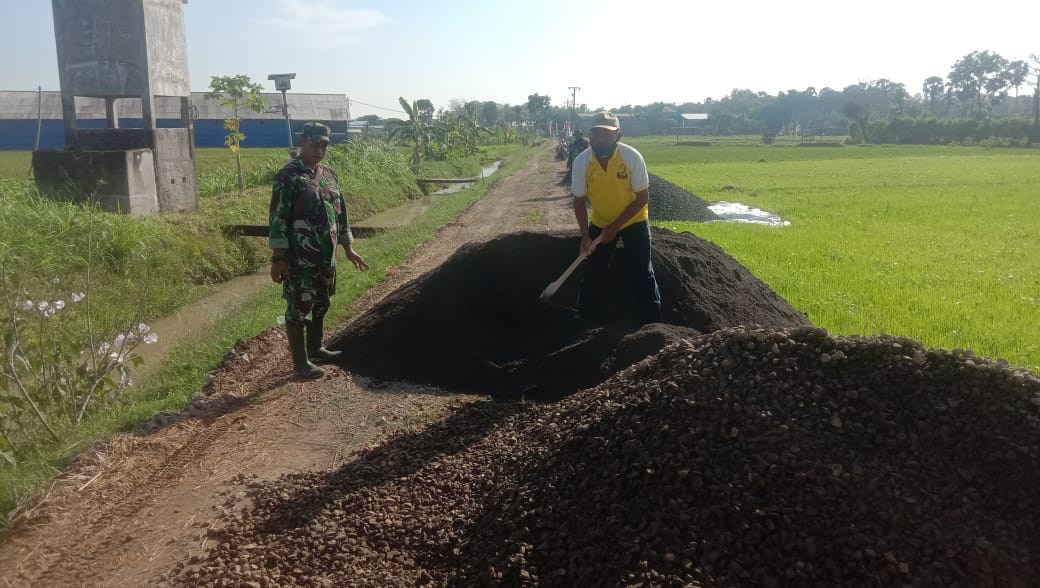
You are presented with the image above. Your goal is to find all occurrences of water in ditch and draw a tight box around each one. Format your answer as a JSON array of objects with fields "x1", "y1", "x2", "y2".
[
  {"x1": 128, "y1": 271, "x2": 272, "y2": 385},
  {"x1": 353, "y1": 161, "x2": 502, "y2": 233}
]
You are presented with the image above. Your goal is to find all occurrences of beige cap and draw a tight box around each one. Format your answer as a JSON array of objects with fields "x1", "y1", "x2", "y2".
[{"x1": 590, "y1": 111, "x2": 620, "y2": 130}]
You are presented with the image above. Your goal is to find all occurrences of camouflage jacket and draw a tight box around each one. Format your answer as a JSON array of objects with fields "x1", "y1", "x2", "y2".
[{"x1": 268, "y1": 159, "x2": 353, "y2": 269}]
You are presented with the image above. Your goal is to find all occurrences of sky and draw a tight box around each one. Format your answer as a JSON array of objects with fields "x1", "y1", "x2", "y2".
[{"x1": 2, "y1": 0, "x2": 1038, "y2": 119}]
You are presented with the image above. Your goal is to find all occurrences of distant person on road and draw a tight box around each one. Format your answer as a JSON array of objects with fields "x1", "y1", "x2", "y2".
[
  {"x1": 571, "y1": 111, "x2": 661, "y2": 324},
  {"x1": 269, "y1": 122, "x2": 369, "y2": 379},
  {"x1": 563, "y1": 129, "x2": 590, "y2": 183}
]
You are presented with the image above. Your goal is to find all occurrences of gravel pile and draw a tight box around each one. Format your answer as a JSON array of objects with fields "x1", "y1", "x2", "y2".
[
  {"x1": 648, "y1": 173, "x2": 719, "y2": 223},
  {"x1": 176, "y1": 326, "x2": 1040, "y2": 587}
]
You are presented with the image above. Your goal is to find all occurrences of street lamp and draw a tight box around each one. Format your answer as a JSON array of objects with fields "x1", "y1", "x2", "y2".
[{"x1": 267, "y1": 73, "x2": 296, "y2": 151}]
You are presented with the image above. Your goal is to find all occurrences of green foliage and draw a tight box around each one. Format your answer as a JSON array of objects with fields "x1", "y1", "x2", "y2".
[
  {"x1": 196, "y1": 155, "x2": 282, "y2": 198},
  {"x1": 206, "y1": 75, "x2": 266, "y2": 150},
  {"x1": 0, "y1": 274, "x2": 159, "y2": 458},
  {"x1": 842, "y1": 101, "x2": 870, "y2": 143},
  {"x1": 948, "y1": 50, "x2": 1017, "y2": 119},
  {"x1": 0, "y1": 153, "x2": 29, "y2": 179},
  {"x1": 0, "y1": 187, "x2": 166, "y2": 467},
  {"x1": 322, "y1": 139, "x2": 421, "y2": 217},
  {"x1": 526, "y1": 93, "x2": 552, "y2": 128},
  {"x1": 864, "y1": 115, "x2": 1037, "y2": 146},
  {"x1": 388, "y1": 98, "x2": 445, "y2": 172},
  {"x1": 433, "y1": 112, "x2": 489, "y2": 161},
  {"x1": 207, "y1": 75, "x2": 267, "y2": 193},
  {"x1": 479, "y1": 101, "x2": 499, "y2": 128}
]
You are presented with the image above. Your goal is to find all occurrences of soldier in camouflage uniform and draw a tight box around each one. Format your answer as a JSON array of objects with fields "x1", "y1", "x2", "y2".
[{"x1": 269, "y1": 122, "x2": 369, "y2": 379}]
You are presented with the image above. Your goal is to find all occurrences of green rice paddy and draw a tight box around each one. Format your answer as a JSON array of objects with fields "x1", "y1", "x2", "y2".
[{"x1": 629, "y1": 138, "x2": 1040, "y2": 372}]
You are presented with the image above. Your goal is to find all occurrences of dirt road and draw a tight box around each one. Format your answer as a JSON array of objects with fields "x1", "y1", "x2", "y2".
[{"x1": 0, "y1": 143, "x2": 576, "y2": 587}]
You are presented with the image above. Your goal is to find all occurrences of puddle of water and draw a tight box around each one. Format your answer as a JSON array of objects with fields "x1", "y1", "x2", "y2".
[
  {"x1": 709, "y1": 201, "x2": 790, "y2": 226},
  {"x1": 129, "y1": 271, "x2": 273, "y2": 384},
  {"x1": 431, "y1": 161, "x2": 502, "y2": 195}
]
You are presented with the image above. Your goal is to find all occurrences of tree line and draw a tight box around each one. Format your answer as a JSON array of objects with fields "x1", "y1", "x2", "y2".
[{"x1": 361, "y1": 50, "x2": 1040, "y2": 146}]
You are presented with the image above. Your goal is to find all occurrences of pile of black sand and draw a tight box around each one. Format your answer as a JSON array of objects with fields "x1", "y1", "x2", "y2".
[
  {"x1": 648, "y1": 172, "x2": 720, "y2": 222},
  {"x1": 332, "y1": 227, "x2": 809, "y2": 396}
]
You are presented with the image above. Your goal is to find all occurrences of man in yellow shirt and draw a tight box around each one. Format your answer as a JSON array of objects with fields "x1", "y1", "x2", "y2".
[{"x1": 571, "y1": 111, "x2": 661, "y2": 324}]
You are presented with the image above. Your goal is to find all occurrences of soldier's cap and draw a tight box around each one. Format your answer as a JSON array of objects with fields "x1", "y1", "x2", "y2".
[
  {"x1": 589, "y1": 111, "x2": 620, "y2": 131},
  {"x1": 301, "y1": 122, "x2": 331, "y2": 143}
]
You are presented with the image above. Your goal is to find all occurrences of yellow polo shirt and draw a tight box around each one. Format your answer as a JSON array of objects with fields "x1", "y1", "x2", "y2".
[{"x1": 571, "y1": 142, "x2": 650, "y2": 229}]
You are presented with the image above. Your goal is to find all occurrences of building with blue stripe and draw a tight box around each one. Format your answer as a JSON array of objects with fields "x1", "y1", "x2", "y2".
[{"x1": 1, "y1": 90, "x2": 360, "y2": 150}]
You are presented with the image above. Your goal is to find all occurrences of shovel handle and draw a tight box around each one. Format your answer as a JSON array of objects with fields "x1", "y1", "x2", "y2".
[{"x1": 540, "y1": 235, "x2": 603, "y2": 300}]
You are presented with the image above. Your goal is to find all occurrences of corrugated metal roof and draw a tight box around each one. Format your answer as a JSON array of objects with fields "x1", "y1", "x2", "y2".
[{"x1": 0, "y1": 90, "x2": 351, "y2": 121}]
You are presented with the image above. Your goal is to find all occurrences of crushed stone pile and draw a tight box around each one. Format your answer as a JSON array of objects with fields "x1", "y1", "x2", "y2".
[
  {"x1": 331, "y1": 227, "x2": 809, "y2": 396},
  {"x1": 648, "y1": 173, "x2": 720, "y2": 222},
  {"x1": 174, "y1": 326, "x2": 1040, "y2": 587}
]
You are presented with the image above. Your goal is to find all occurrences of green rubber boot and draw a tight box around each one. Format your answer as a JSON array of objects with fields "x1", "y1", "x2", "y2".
[
  {"x1": 306, "y1": 317, "x2": 342, "y2": 363},
  {"x1": 286, "y1": 321, "x2": 324, "y2": 379}
]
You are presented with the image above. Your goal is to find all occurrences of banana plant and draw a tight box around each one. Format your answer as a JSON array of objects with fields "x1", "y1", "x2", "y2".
[
  {"x1": 441, "y1": 111, "x2": 490, "y2": 158},
  {"x1": 388, "y1": 98, "x2": 444, "y2": 172}
]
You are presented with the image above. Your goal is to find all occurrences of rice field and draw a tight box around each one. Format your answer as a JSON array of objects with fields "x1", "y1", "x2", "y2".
[{"x1": 629, "y1": 138, "x2": 1040, "y2": 373}]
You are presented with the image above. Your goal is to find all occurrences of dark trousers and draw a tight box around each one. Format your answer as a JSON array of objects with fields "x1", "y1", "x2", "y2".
[{"x1": 578, "y1": 221, "x2": 662, "y2": 324}]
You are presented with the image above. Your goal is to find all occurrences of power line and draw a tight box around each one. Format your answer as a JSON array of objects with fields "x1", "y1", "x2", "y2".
[{"x1": 349, "y1": 98, "x2": 406, "y2": 115}]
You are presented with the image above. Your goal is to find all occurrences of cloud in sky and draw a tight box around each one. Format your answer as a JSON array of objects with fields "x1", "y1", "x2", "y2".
[{"x1": 258, "y1": 0, "x2": 388, "y2": 47}]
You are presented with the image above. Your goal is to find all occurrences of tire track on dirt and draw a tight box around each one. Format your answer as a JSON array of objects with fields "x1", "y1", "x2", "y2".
[{"x1": 4, "y1": 415, "x2": 235, "y2": 587}]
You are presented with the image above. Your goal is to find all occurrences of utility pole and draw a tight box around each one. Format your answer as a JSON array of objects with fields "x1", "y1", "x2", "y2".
[
  {"x1": 346, "y1": 97, "x2": 352, "y2": 142},
  {"x1": 568, "y1": 86, "x2": 581, "y2": 112},
  {"x1": 568, "y1": 86, "x2": 581, "y2": 135}
]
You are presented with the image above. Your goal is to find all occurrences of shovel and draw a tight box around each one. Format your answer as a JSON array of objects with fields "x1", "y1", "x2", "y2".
[{"x1": 539, "y1": 235, "x2": 602, "y2": 303}]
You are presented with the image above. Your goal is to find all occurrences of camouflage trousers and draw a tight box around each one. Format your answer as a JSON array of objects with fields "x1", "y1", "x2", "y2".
[{"x1": 282, "y1": 265, "x2": 337, "y2": 323}]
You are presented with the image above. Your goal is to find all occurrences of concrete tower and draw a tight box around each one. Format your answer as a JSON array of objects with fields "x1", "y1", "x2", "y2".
[{"x1": 33, "y1": 0, "x2": 198, "y2": 213}]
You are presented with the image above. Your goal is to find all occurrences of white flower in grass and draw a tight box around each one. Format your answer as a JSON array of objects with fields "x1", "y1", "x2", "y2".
[
  {"x1": 51, "y1": 277, "x2": 60, "y2": 284},
  {"x1": 37, "y1": 301, "x2": 49, "y2": 311},
  {"x1": 98, "y1": 342, "x2": 111, "y2": 355},
  {"x1": 108, "y1": 350, "x2": 130, "y2": 362},
  {"x1": 21, "y1": 300, "x2": 33, "y2": 311},
  {"x1": 137, "y1": 323, "x2": 151, "y2": 335},
  {"x1": 43, "y1": 307, "x2": 55, "y2": 318},
  {"x1": 113, "y1": 333, "x2": 126, "y2": 349},
  {"x1": 143, "y1": 332, "x2": 159, "y2": 345},
  {"x1": 54, "y1": 300, "x2": 66, "y2": 310},
  {"x1": 71, "y1": 292, "x2": 85, "y2": 303}
]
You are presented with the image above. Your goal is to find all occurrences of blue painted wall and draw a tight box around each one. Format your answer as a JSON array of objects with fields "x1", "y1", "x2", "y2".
[{"x1": 0, "y1": 118, "x2": 346, "y2": 150}]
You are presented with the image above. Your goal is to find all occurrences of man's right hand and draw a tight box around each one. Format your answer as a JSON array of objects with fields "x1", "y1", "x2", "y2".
[
  {"x1": 580, "y1": 234, "x2": 596, "y2": 258},
  {"x1": 270, "y1": 259, "x2": 288, "y2": 283}
]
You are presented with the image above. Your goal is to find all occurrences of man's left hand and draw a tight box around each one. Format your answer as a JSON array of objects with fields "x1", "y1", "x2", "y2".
[{"x1": 344, "y1": 246, "x2": 370, "y2": 270}]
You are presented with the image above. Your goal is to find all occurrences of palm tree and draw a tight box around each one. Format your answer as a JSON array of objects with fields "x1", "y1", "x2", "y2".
[{"x1": 388, "y1": 97, "x2": 443, "y2": 172}]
